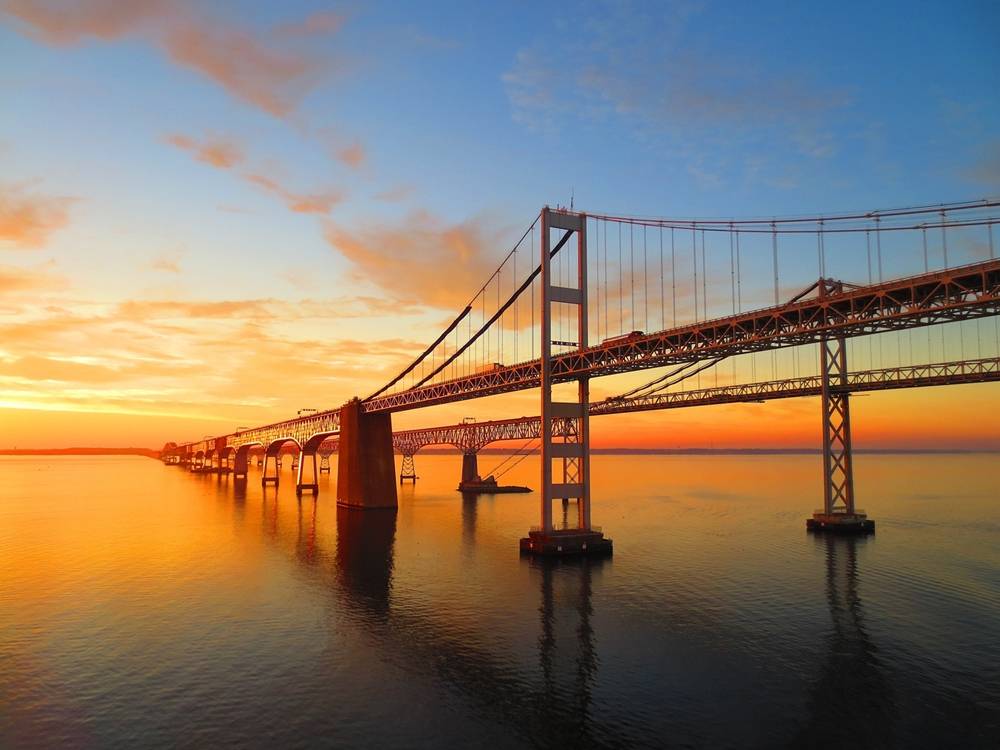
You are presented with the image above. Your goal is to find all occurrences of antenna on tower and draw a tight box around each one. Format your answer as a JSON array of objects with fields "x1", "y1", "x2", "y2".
[{"x1": 570, "y1": 187, "x2": 574, "y2": 212}]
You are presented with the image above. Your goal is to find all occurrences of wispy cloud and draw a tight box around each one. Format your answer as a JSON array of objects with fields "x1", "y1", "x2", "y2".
[
  {"x1": 323, "y1": 210, "x2": 511, "y2": 309},
  {"x1": 0, "y1": 183, "x2": 73, "y2": 248},
  {"x1": 337, "y1": 140, "x2": 366, "y2": 170},
  {"x1": 0, "y1": 287, "x2": 425, "y2": 424},
  {"x1": 164, "y1": 131, "x2": 345, "y2": 214},
  {"x1": 375, "y1": 184, "x2": 415, "y2": 202},
  {"x1": 3, "y1": 0, "x2": 345, "y2": 118},
  {"x1": 150, "y1": 254, "x2": 181, "y2": 273},
  {"x1": 244, "y1": 173, "x2": 343, "y2": 215},
  {"x1": 964, "y1": 139, "x2": 1000, "y2": 187},
  {"x1": 164, "y1": 132, "x2": 243, "y2": 169},
  {"x1": 503, "y1": 2, "x2": 848, "y2": 165},
  {"x1": 0, "y1": 260, "x2": 65, "y2": 292}
]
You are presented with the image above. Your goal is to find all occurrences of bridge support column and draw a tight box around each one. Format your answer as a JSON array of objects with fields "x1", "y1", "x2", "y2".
[
  {"x1": 521, "y1": 207, "x2": 611, "y2": 557},
  {"x1": 399, "y1": 453, "x2": 417, "y2": 484},
  {"x1": 319, "y1": 453, "x2": 331, "y2": 474},
  {"x1": 262, "y1": 453, "x2": 279, "y2": 487},
  {"x1": 337, "y1": 398, "x2": 397, "y2": 510},
  {"x1": 460, "y1": 453, "x2": 478, "y2": 485},
  {"x1": 234, "y1": 447, "x2": 250, "y2": 480},
  {"x1": 808, "y1": 336, "x2": 874, "y2": 534},
  {"x1": 296, "y1": 451, "x2": 319, "y2": 496}
]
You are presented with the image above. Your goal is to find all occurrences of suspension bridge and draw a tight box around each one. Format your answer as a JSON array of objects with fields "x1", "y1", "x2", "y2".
[{"x1": 163, "y1": 199, "x2": 1000, "y2": 556}]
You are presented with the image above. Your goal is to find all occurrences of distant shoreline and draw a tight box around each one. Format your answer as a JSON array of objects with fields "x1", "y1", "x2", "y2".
[
  {"x1": 0, "y1": 448, "x2": 160, "y2": 458},
  {"x1": 1, "y1": 447, "x2": 995, "y2": 457}
]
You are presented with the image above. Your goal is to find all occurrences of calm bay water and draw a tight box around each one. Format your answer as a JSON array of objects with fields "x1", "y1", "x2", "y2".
[{"x1": 1, "y1": 453, "x2": 998, "y2": 748}]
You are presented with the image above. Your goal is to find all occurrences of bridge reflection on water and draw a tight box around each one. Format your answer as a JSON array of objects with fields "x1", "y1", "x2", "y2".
[{"x1": 214, "y1": 467, "x2": 899, "y2": 748}]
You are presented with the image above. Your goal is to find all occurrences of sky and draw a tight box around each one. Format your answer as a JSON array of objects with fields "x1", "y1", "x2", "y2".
[{"x1": 1, "y1": 0, "x2": 999, "y2": 450}]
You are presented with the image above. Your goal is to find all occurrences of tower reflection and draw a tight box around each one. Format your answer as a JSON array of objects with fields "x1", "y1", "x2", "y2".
[
  {"x1": 529, "y1": 555, "x2": 605, "y2": 745},
  {"x1": 334, "y1": 507, "x2": 397, "y2": 617},
  {"x1": 793, "y1": 534, "x2": 896, "y2": 748}
]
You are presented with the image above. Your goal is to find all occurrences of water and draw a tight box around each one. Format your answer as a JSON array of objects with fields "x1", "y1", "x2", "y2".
[{"x1": 1, "y1": 453, "x2": 998, "y2": 748}]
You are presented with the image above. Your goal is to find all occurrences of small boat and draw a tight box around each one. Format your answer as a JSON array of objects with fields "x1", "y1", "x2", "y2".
[{"x1": 458, "y1": 474, "x2": 531, "y2": 494}]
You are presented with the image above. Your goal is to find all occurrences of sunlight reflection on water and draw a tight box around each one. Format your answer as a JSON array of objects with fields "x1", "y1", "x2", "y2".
[{"x1": 0, "y1": 453, "x2": 997, "y2": 748}]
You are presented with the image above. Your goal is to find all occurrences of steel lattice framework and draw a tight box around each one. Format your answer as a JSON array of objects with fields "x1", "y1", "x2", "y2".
[
  {"x1": 169, "y1": 258, "x2": 1000, "y2": 459},
  {"x1": 362, "y1": 260, "x2": 1000, "y2": 413},
  {"x1": 266, "y1": 357, "x2": 999, "y2": 461},
  {"x1": 590, "y1": 357, "x2": 1000, "y2": 414}
]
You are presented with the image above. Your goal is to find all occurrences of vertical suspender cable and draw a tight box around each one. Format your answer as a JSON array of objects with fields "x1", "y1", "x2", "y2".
[
  {"x1": 736, "y1": 231, "x2": 742, "y2": 313},
  {"x1": 604, "y1": 219, "x2": 611, "y2": 338},
  {"x1": 513, "y1": 244, "x2": 518, "y2": 362},
  {"x1": 771, "y1": 221, "x2": 778, "y2": 380},
  {"x1": 659, "y1": 227, "x2": 665, "y2": 331},
  {"x1": 671, "y1": 228, "x2": 677, "y2": 327},
  {"x1": 730, "y1": 225, "x2": 736, "y2": 382},
  {"x1": 630, "y1": 223, "x2": 635, "y2": 329},
  {"x1": 875, "y1": 215, "x2": 883, "y2": 282},
  {"x1": 643, "y1": 225, "x2": 649, "y2": 331},
  {"x1": 618, "y1": 221, "x2": 625, "y2": 335},
  {"x1": 771, "y1": 221, "x2": 779, "y2": 305},
  {"x1": 875, "y1": 215, "x2": 884, "y2": 366},
  {"x1": 865, "y1": 229, "x2": 873, "y2": 367},
  {"x1": 941, "y1": 209, "x2": 949, "y2": 268},
  {"x1": 692, "y1": 224, "x2": 698, "y2": 323},
  {"x1": 701, "y1": 229, "x2": 708, "y2": 321},
  {"x1": 729, "y1": 225, "x2": 735, "y2": 314}
]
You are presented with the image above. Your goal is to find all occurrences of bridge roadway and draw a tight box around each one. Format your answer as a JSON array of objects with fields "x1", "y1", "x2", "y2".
[
  {"x1": 175, "y1": 356, "x2": 1000, "y2": 485},
  {"x1": 173, "y1": 259, "x2": 1000, "y2": 459}
]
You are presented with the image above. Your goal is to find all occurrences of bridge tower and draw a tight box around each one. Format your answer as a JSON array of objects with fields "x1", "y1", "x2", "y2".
[
  {"x1": 337, "y1": 398, "x2": 397, "y2": 510},
  {"x1": 399, "y1": 447, "x2": 417, "y2": 484},
  {"x1": 808, "y1": 333, "x2": 874, "y2": 534},
  {"x1": 521, "y1": 208, "x2": 612, "y2": 556}
]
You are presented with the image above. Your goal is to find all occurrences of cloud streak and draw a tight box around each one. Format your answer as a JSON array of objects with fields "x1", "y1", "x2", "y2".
[
  {"x1": 4, "y1": 0, "x2": 345, "y2": 117},
  {"x1": 323, "y1": 211, "x2": 510, "y2": 309},
  {"x1": 0, "y1": 183, "x2": 73, "y2": 248},
  {"x1": 164, "y1": 132, "x2": 243, "y2": 168},
  {"x1": 503, "y1": 2, "x2": 848, "y2": 164},
  {"x1": 164, "y1": 131, "x2": 345, "y2": 215}
]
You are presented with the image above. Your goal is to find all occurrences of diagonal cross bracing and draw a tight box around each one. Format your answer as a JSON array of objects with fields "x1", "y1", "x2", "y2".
[{"x1": 362, "y1": 259, "x2": 1000, "y2": 413}]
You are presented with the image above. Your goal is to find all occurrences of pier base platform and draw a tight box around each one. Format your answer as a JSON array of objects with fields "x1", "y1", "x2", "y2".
[
  {"x1": 520, "y1": 529, "x2": 613, "y2": 557},
  {"x1": 806, "y1": 512, "x2": 875, "y2": 534}
]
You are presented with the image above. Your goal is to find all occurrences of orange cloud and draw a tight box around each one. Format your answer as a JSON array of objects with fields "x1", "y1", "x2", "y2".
[
  {"x1": 0, "y1": 183, "x2": 73, "y2": 249},
  {"x1": 164, "y1": 132, "x2": 242, "y2": 169},
  {"x1": 5, "y1": 1, "x2": 343, "y2": 118},
  {"x1": 0, "y1": 261, "x2": 65, "y2": 292},
  {"x1": 150, "y1": 254, "x2": 181, "y2": 273},
  {"x1": 277, "y1": 11, "x2": 345, "y2": 38},
  {"x1": 337, "y1": 141, "x2": 366, "y2": 170},
  {"x1": 244, "y1": 173, "x2": 343, "y2": 215},
  {"x1": 323, "y1": 211, "x2": 510, "y2": 309},
  {"x1": 164, "y1": 132, "x2": 344, "y2": 214},
  {"x1": 161, "y1": 20, "x2": 325, "y2": 118},
  {"x1": 3, "y1": 0, "x2": 166, "y2": 43}
]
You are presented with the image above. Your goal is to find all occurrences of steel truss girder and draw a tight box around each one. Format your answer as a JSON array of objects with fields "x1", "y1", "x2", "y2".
[
  {"x1": 361, "y1": 259, "x2": 1000, "y2": 413},
  {"x1": 165, "y1": 259, "x2": 1000, "y2": 458},
  {"x1": 164, "y1": 355, "x2": 1000, "y2": 461},
  {"x1": 591, "y1": 357, "x2": 1000, "y2": 414}
]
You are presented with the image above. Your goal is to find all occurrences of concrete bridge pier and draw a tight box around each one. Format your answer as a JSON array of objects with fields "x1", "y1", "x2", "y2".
[
  {"x1": 337, "y1": 398, "x2": 397, "y2": 510},
  {"x1": 296, "y1": 452, "x2": 319, "y2": 496},
  {"x1": 261, "y1": 450, "x2": 281, "y2": 487},
  {"x1": 461, "y1": 453, "x2": 478, "y2": 484},
  {"x1": 233, "y1": 444, "x2": 256, "y2": 480}
]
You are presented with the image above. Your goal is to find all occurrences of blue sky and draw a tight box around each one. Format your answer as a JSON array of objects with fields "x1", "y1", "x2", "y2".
[{"x1": 1, "y1": 0, "x2": 998, "y2": 447}]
